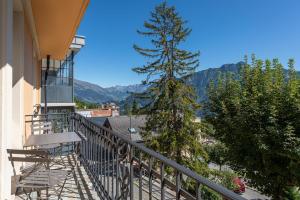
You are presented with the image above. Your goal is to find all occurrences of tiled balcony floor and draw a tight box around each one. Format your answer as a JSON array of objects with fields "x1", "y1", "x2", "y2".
[
  {"x1": 13, "y1": 152, "x2": 180, "y2": 200},
  {"x1": 14, "y1": 153, "x2": 99, "y2": 200}
]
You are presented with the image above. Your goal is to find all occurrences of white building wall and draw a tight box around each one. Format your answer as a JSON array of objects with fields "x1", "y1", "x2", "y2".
[
  {"x1": 0, "y1": 0, "x2": 13, "y2": 199},
  {"x1": 12, "y1": 11, "x2": 25, "y2": 150},
  {"x1": 0, "y1": 0, "x2": 83, "y2": 197},
  {"x1": 0, "y1": 1, "x2": 38, "y2": 198},
  {"x1": 76, "y1": 110, "x2": 92, "y2": 117}
]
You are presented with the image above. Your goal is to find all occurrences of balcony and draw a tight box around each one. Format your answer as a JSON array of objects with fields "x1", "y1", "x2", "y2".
[
  {"x1": 41, "y1": 51, "x2": 74, "y2": 105},
  {"x1": 20, "y1": 113, "x2": 245, "y2": 200}
]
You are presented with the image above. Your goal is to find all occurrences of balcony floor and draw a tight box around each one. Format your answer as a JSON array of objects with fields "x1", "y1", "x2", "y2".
[{"x1": 14, "y1": 153, "x2": 99, "y2": 200}]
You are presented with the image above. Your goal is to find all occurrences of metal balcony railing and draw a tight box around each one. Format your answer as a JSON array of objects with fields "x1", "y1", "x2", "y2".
[
  {"x1": 25, "y1": 113, "x2": 72, "y2": 136},
  {"x1": 25, "y1": 113, "x2": 245, "y2": 200},
  {"x1": 71, "y1": 113, "x2": 245, "y2": 200}
]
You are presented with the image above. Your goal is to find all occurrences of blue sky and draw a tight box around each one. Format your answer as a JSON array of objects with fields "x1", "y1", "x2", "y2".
[{"x1": 75, "y1": 0, "x2": 300, "y2": 87}]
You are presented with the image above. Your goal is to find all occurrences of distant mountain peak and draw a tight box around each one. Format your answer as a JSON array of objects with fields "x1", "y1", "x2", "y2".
[
  {"x1": 75, "y1": 61, "x2": 299, "y2": 106},
  {"x1": 74, "y1": 62, "x2": 244, "y2": 104},
  {"x1": 74, "y1": 79, "x2": 146, "y2": 104}
]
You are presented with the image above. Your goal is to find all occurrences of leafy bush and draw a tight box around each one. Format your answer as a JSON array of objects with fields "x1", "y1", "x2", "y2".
[{"x1": 205, "y1": 55, "x2": 300, "y2": 198}]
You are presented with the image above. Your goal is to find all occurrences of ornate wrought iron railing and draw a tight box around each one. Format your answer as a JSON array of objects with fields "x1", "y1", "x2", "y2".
[{"x1": 71, "y1": 113, "x2": 246, "y2": 200}]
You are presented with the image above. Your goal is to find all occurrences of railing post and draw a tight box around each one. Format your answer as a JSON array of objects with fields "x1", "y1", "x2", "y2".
[
  {"x1": 160, "y1": 162, "x2": 165, "y2": 200},
  {"x1": 176, "y1": 171, "x2": 181, "y2": 200},
  {"x1": 111, "y1": 139, "x2": 115, "y2": 200},
  {"x1": 104, "y1": 138, "x2": 107, "y2": 194},
  {"x1": 130, "y1": 146, "x2": 134, "y2": 200},
  {"x1": 96, "y1": 134, "x2": 100, "y2": 192},
  {"x1": 93, "y1": 130, "x2": 97, "y2": 185},
  {"x1": 196, "y1": 182, "x2": 202, "y2": 200},
  {"x1": 100, "y1": 134, "x2": 103, "y2": 192},
  {"x1": 107, "y1": 135, "x2": 110, "y2": 197},
  {"x1": 148, "y1": 157, "x2": 153, "y2": 200},
  {"x1": 116, "y1": 139, "x2": 120, "y2": 199},
  {"x1": 31, "y1": 115, "x2": 34, "y2": 135},
  {"x1": 138, "y1": 152, "x2": 142, "y2": 200}
]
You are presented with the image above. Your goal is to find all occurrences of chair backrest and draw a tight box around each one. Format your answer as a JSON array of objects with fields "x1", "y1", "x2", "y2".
[
  {"x1": 31, "y1": 121, "x2": 52, "y2": 135},
  {"x1": 7, "y1": 149, "x2": 49, "y2": 177}
]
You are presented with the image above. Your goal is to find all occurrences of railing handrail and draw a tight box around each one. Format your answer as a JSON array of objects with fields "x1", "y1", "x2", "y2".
[
  {"x1": 25, "y1": 113, "x2": 69, "y2": 117},
  {"x1": 74, "y1": 113, "x2": 246, "y2": 200}
]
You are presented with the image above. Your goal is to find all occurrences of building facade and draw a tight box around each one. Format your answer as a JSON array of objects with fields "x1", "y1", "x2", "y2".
[
  {"x1": 0, "y1": 0, "x2": 89, "y2": 198},
  {"x1": 41, "y1": 36, "x2": 85, "y2": 114}
]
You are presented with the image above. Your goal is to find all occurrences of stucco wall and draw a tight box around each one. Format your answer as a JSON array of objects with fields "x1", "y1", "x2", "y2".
[
  {"x1": 12, "y1": 11, "x2": 25, "y2": 151},
  {"x1": 23, "y1": 18, "x2": 41, "y2": 139},
  {"x1": 1, "y1": 0, "x2": 82, "y2": 197},
  {"x1": 0, "y1": 0, "x2": 13, "y2": 198}
]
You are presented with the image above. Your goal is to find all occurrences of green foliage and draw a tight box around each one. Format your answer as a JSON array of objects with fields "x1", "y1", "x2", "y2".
[
  {"x1": 131, "y1": 100, "x2": 139, "y2": 115},
  {"x1": 201, "y1": 186, "x2": 223, "y2": 200},
  {"x1": 123, "y1": 102, "x2": 132, "y2": 115},
  {"x1": 74, "y1": 97, "x2": 99, "y2": 109},
  {"x1": 205, "y1": 55, "x2": 300, "y2": 198},
  {"x1": 210, "y1": 170, "x2": 239, "y2": 191},
  {"x1": 122, "y1": 100, "x2": 140, "y2": 115},
  {"x1": 199, "y1": 170, "x2": 238, "y2": 200},
  {"x1": 133, "y1": 2, "x2": 208, "y2": 173},
  {"x1": 284, "y1": 186, "x2": 300, "y2": 200},
  {"x1": 204, "y1": 142, "x2": 229, "y2": 170}
]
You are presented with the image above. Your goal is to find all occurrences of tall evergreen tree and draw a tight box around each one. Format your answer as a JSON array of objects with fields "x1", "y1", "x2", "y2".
[
  {"x1": 123, "y1": 102, "x2": 132, "y2": 115},
  {"x1": 131, "y1": 100, "x2": 139, "y2": 115},
  {"x1": 133, "y1": 2, "x2": 208, "y2": 172},
  {"x1": 205, "y1": 55, "x2": 300, "y2": 199}
]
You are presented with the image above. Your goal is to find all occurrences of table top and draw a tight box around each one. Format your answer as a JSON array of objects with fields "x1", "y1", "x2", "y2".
[{"x1": 24, "y1": 132, "x2": 81, "y2": 147}]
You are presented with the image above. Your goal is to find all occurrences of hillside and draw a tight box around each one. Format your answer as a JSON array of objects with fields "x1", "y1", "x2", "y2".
[
  {"x1": 75, "y1": 62, "x2": 299, "y2": 106},
  {"x1": 187, "y1": 62, "x2": 244, "y2": 102}
]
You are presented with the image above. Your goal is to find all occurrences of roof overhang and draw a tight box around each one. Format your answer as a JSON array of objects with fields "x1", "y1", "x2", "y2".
[
  {"x1": 30, "y1": 0, "x2": 89, "y2": 60},
  {"x1": 41, "y1": 35, "x2": 86, "y2": 70}
]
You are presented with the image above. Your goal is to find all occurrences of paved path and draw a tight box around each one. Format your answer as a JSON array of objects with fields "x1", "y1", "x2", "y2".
[{"x1": 241, "y1": 187, "x2": 270, "y2": 200}]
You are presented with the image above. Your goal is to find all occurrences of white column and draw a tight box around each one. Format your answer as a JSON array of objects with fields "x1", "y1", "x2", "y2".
[
  {"x1": 0, "y1": 0, "x2": 13, "y2": 199},
  {"x1": 12, "y1": 11, "x2": 25, "y2": 150}
]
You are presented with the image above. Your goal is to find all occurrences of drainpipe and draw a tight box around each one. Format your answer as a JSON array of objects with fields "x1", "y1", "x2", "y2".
[
  {"x1": 71, "y1": 51, "x2": 74, "y2": 112},
  {"x1": 44, "y1": 55, "x2": 50, "y2": 118}
]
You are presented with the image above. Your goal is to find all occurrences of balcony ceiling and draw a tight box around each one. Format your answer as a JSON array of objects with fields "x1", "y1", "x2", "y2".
[{"x1": 31, "y1": 0, "x2": 89, "y2": 60}]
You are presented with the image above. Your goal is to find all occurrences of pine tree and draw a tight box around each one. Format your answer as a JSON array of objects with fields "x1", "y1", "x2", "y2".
[
  {"x1": 131, "y1": 100, "x2": 139, "y2": 115},
  {"x1": 133, "y1": 2, "x2": 208, "y2": 172},
  {"x1": 123, "y1": 102, "x2": 132, "y2": 115}
]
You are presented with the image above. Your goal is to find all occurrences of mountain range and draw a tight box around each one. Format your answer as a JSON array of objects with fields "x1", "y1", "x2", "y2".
[
  {"x1": 74, "y1": 79, "x2": 146, "y2": 103},
  {"x1": 74, "y1": 62, "x2": 299, "y2": 105}
]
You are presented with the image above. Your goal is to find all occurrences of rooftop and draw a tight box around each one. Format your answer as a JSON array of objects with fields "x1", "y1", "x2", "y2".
[{"x1": 104, "y1": 115, "x2": 146, "y2": 142}]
